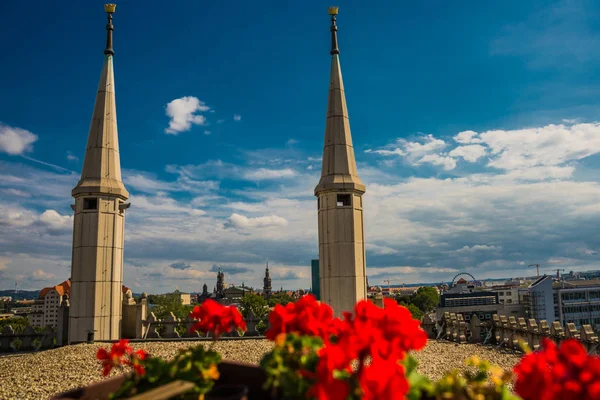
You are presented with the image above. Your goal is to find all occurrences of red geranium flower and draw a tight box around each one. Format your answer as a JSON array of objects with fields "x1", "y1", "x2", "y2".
[
  {"x1": 189, "y1": 299, "x2": 246, "y2": 338},
  {"x1": 514, "y1": 338, "x2": 600, "y2": 400},
  {"x1": 265, "y1": 295, "x2": 336, "y2": 341},
  {"x1": 96, "y1": 339, "x2": 133, "y2": 376}
]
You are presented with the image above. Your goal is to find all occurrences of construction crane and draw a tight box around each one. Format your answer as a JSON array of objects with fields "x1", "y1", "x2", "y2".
[
  {"x1": 382, "y1": 279, "x2": 405, "y2": 296},
  {"x1": 555, "y1": 269, "x2": 566, "y2": 281},
  {"x1": 528, "y1": 264, "x2": 541, "y2": 278}
]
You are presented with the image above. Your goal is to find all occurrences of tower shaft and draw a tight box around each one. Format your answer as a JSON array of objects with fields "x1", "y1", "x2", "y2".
[
  {"x1": 315, "y1": 8, "x2": 367, "y2": 316},
  {"x1": 69, "y1": 4, "x2": 129, "y2": 343}
]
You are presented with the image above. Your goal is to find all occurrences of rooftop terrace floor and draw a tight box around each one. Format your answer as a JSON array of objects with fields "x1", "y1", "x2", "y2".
[{"x1": 0, "y1": 340, "x2": 521, "y2": 399}]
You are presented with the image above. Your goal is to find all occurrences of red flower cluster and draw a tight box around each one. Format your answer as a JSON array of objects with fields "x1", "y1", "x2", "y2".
[
  {"x1": 267, "y1": 295, "x2": 427, "y2": 400},
  {"x1": 189, "y1": 299, "x2": 247, "y2": 338},
  {"x1": 96, "y1": 339, "x2": 148, "y2": 377},
  {"x1": 266, "y1": 294, "x2": 334, "y2": 341},
  {"x1": 514, "y1": 338, "x2": 600, "y2": 400}
]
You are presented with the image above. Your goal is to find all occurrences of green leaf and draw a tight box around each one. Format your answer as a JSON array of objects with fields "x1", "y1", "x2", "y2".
[
  {"x1": 402, "y1": 355, "x2": 419, "y2": 375},
  {"x1": 500, "y1": 386, "x2": 523, "y2": 400}
]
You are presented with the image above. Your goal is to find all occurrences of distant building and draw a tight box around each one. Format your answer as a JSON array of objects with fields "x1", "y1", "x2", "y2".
[
  {"x1": 263, "y1": 262, "x2": 272, "y2": 300},
  {"x1": 311, "y1": 260, "x2": 320, "y2": 300},
  {"x1": 0, "y1": 296, "x2": 12, "y2": 302},
  {"x1": 526, "y1": 276, "x2": 600, "y2": 329},
  {"x1": 437, "y1": 291, "x2": 526, "y2": 322},
  {"x1": 221, "y1": 284, "x2": 253, "y2": 305},
  {"x1": 28, "y1": 279, "x2": 71, "y2": 328},
  {"x1": 168, "y1": 290, "x2": 191, "y2": 305}
]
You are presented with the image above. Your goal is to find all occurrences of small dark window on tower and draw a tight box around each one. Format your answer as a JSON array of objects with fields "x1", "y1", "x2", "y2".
[
  {"x1": 83, "y1": 198, "x2": 98, "y2": 210},
  {"x1": 317, "y1": 197, "x2": 320, "y2": 210},
  {"x1": 336, "y1": 194, "x2": 351, "y2": 207}
]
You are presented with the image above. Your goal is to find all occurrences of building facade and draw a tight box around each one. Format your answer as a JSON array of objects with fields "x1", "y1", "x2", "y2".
[
  {"x1": 311, "y1": 259, "x2": 320, "y2": 300},
  {"x1": 69, "y1": 5, "x2": 130, "y2": 343},
  {"x1": 314, "y1": 8, "x2": 367, "y2": 316},
  {"x1": 28, "y1": 280, "x2": 71, "y2": 328}
]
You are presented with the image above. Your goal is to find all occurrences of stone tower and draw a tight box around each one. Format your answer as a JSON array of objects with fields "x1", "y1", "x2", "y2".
[
  {"x1": 314, "y1": 7, "x2": 367, "y2": 316},
  {"x1": 216, "y1": 268, "x2": 225, "y2": 298},
  {"x1": 69, "y1": 4, "x2": 130, "y2": 343},
  {"x1": 263, "y1": 262, "x2": 272, "y2": 299}
]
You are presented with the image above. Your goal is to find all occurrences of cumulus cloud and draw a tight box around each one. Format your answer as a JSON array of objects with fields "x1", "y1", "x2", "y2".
[
  {"x1": 31, "y1": 269, "x2": 56, "y2": 281},
  {"x1": 449, "y1": 145, "x2": 487, "y2": 162},
  {"x1": 165, "y1": 96, "x2": 210, "y2": 134},
  {"x1": 270, "y1": 268, "x2": 306, "y2": 281},
  {"x1": 0, "y1": 124, "x2": 38, "y2": 155},
  {"x1": 243, "y1": 168, "x2": 296, "y2": 181},
  {"x1": 39, "y1": 210, "x2": 72, "y2": 231},
  {"x1": 209, "y1": 264, "x2": 251, "y2": 275},
  {"x1": 225, "y1": 213, "x2": 288, "y2": 229},
  {"x1": 465, "y1": 123, "x2": 600, "y2": 171},
  {"x1": 233, "y1": 114, "x2": 242, "y2": 122},
  {"x1": 453, "y1": 245, "x2": 501, "y2": 253},
  {"x1": 416, "y1": 154, "x2": 457, "y2": 171}
]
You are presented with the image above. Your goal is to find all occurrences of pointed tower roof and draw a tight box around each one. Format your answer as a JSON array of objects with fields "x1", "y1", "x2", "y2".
[
  {"x1": 315, "y1": 7, "x2": 365, "y2": 196},
  {"x1": 73, "y1": 4, "x2": 128, "y2": 199}
]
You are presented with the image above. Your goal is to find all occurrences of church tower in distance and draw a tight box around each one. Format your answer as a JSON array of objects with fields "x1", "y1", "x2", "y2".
[
  {"x1": 314, "y1": 7, "x2": 367, "y2": 316},
  {"x1": 69, "y1": 4, "x2": 130, "y2": 343},
  {"x1": 263, "y1": 262, "x2": 272, "y2": 300}
]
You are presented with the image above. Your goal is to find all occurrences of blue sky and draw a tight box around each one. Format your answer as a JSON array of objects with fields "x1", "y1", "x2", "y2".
[{"x1": 2, "y1": 0, "x2": 600, "y2": 293}]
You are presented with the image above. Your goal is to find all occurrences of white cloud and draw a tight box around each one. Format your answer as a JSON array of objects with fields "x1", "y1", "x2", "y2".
[
  {"x1": 286, "y1": 139, "x2": 299, "y2": 146},
  {"x1": 365, "y1": 148, "x2": 406, "y2": 156},
  {"x1": 233, "y1": 114, "x2": 242, "y2": 122},
  {"x1": 39, "y1": 210, "x2": 73, "y2": 231},
  {"x1": 454, "y1": 130, "x2": 481, "y2": 144},
  {"x1": 164, "y1": 96, "x2": 210, "y2": 134},
  {"x1": 66, "y1": 151, "x2": 79, "y2": 162},
  {"x1": 477, "y1": 123, "x2": 600, "y2": 170},
  {"x1": 0, "y1": 124, "x2": 38, "y2": 155},
  {"x1": 217, "y1": 119, "x2": 225, "y2": 124},
  {"x1": 204, "y1": 130, "x2": 211, "y2": 135},
  {"x1": 226, "y1": 213, "x2": 288, "y2": 229},
  {"x1": 366, "y1": 243, "x2": 400, "y2": 255},
  {"x1": 449, "y1": 145, "x2": 487, "y2": 162},
  {"x1": 416, "y1": 154, "x2": 457, "y2": 170},
  {"x1": 31, "y1": 269, "x2": 56, "y2": 281},
  {"x1": 243, "y1": 168, "x2": 296, "y2": 181},
  {"x1": 453, "y1": 245, "x2": 501, "y2": 253},
  {"x1": 0, "y1": 205, "x2": 37, "y2": 227}
]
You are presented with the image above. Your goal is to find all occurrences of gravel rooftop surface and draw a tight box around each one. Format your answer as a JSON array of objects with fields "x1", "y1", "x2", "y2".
[{"x1": 0, "y1": 340, "x2": 522, "y2": 400}]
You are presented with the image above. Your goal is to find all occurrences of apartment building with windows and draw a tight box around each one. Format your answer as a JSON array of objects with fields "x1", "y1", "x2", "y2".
[{"x1": 27, "y1": 280, "x2": 71, "y2": 328}]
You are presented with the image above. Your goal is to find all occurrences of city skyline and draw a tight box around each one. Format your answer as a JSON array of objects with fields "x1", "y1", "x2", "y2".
[{"x1": 2, "y1": 0, "x2": 600, "y2": 293}]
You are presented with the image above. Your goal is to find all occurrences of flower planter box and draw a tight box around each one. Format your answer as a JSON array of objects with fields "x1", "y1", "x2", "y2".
[{"x1": 50, "y1": 361, "x2": 270, "y2": 400}]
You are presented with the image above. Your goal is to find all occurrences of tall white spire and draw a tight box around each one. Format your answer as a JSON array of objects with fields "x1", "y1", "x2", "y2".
[
  {"x1": 315, "y1": 7, "x2": 367, "y2": 316},
  {"x1": 69, "y1": 4, "x2": 129, "y2": 343},
  {"x1": 72, "y1": 4, "x2": 128, "y2": 200}
]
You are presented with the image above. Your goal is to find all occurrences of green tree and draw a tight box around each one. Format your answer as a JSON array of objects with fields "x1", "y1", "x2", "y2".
[
  {"x1": 405, "y1": 303, "x2": 424, "y2": 321},
  {"x1": 0, "y1": 316, "x2": 30, "y2": 333},
  {"x1": 412, "y1": 286, "x2": 440, "y2": 313},
  {"x1": 267, "y1": 292, "x2": 294, "y2": 307},
  {"x1": 151, "y1": 294, "x2": 194, "y2": 320},
  {"x1": 240, "y1": 293, "x2": 269, "y2": 321}
]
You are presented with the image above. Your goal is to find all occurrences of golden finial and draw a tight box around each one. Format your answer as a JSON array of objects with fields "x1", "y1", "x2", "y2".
[
  {"x1": 328, "y1": 6, "x2": 339, "y2": 15},
  {"x1": 104, "y1": 4, "x2": 116, "y2": 14}
]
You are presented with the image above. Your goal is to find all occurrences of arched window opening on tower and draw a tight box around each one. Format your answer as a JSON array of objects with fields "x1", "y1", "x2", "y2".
[
  {"x1": 83, "y1": 198, "x2": 98, "y2": 210},
  {"x1": 336, "y1": 194, "x2": 351, "y2": 207},
  {"x1": 317, "y1": 197, "x2": 321, "y2": 210}
]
